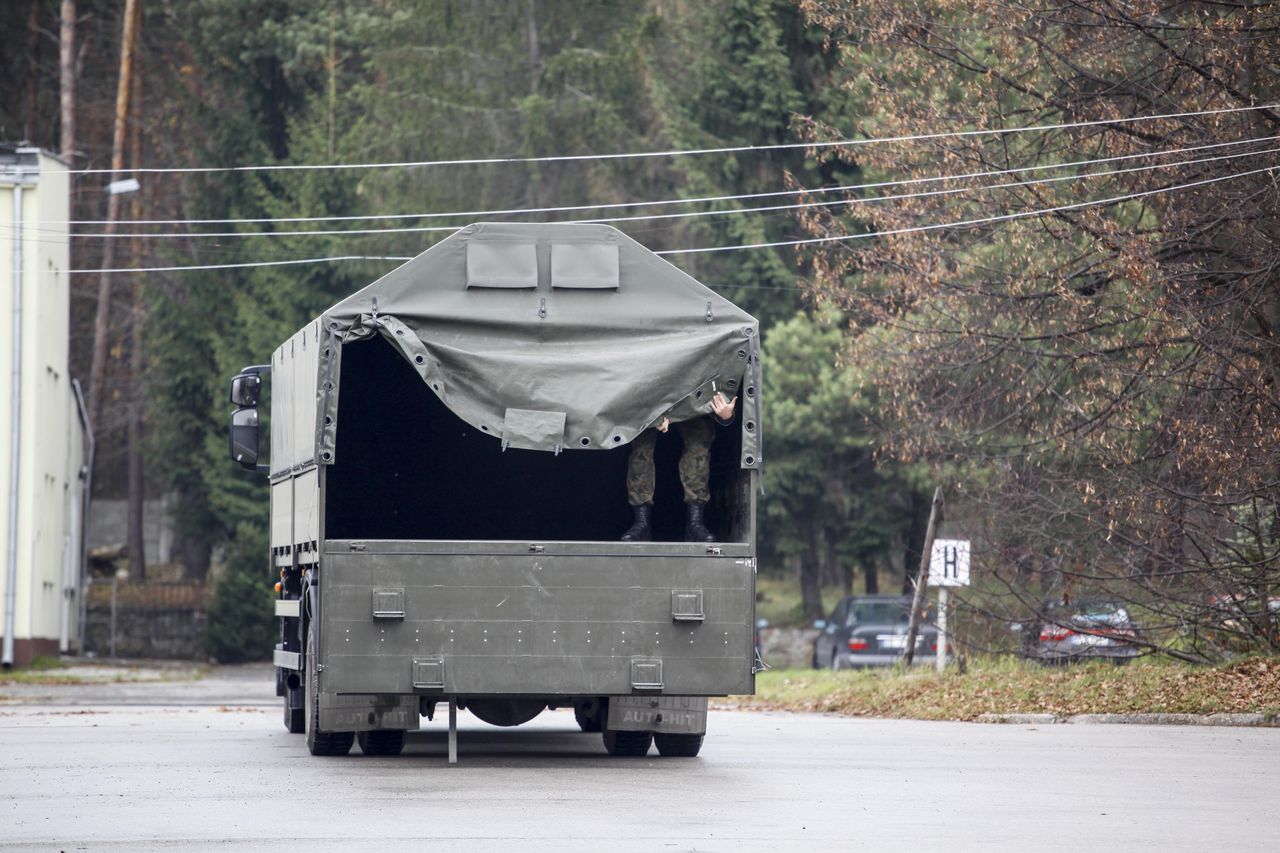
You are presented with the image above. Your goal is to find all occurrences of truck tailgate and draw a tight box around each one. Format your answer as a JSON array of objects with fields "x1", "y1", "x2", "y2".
[{"x1": 320, "y1": 540, "x2": 756, "y2": 696}]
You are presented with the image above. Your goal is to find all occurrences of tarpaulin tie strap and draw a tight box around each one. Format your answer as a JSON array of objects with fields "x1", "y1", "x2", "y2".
[
  {"x1": 320, "y1": 324, "x2": 339, "y2": 463},
  {"x1": 748, "y1": 330, "x2": 765, "y2": 496}
]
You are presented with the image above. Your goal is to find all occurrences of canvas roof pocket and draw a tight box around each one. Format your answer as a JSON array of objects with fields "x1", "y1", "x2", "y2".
[
  {"x1": 466, "y1": 240, "x2": 538, "y2": 288},
  {"x1": 551, "y1": 242, "x2": 620, "y2": 290}
]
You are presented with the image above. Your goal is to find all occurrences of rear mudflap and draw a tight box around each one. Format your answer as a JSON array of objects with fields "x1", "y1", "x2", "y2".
[
  {"x1": 606, "y1": 696, "x2": 708, "y2": 734},
  {"x1": 318, "y1": 693, "x2": 420, "y2": 733}
]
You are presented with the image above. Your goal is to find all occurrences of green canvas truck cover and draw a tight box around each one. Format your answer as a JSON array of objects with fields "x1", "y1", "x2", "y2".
[{"x1": 314, "y1": 222, "x2": 762, "y2": 467}]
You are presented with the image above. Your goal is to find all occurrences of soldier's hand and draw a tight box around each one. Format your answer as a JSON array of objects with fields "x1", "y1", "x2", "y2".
[
  {"x1": 710, "y1": 392, "x2": 735, "y2": 420},
  {"x1": 656, "y1": 417, "x2": 670, "y2": 433}
]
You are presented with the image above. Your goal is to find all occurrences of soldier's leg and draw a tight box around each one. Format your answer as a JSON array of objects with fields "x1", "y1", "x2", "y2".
[
  {"x1": 676, "y1": 418, "x2": 714, "y2": 504},
  {"x1": 621, "y1": 429, "x2": 658, "y2": 541},
  {"x1": 676, "y1": 418, "x2": 716, "y2": 542},
  {"x1": 626, "y1": 429, "x2": 658, "y2": 506}
]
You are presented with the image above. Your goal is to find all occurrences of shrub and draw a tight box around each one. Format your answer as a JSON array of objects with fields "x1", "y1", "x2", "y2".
[{"x1": 205, "y1": 523, "x2": 275, "y2": 663}]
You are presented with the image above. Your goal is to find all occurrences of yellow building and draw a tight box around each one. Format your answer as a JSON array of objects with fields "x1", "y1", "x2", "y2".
[{"x1": 0, "y1": 146, "x2": 90, "y2": 668}]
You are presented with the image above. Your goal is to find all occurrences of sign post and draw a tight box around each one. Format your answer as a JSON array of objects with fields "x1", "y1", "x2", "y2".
[{"x1": 928, "y1": 539, "x2": 970, "y2": 672}]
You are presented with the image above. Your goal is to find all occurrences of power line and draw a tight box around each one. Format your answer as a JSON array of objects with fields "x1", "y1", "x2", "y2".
[
  {"x1": 54, "y1": 142, "x2": 1278, "y2": 241},
  {"x1": 70, "y1": 103, "x2": 1280, "y2": 177},
  {"x1": 68, "y1": 161, "x2": 1276, "y2": 273},
  {"x1": 655, "y1": 162, "x2": 1279, "y2": 255},
  {"x1": 67, "y1": 255, "x2": 412, "y2": 274},
  {"x1": 59, "y1": 134, "x2": 1276, "y2": 227}
]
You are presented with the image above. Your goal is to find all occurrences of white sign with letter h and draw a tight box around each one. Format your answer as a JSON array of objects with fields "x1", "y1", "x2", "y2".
[{"x1": 929, "y1": 539, "x2": 970, "y2": 587}]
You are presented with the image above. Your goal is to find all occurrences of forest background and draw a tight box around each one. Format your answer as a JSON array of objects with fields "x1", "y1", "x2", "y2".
[{"x1": 2, "y1": 0, "x2": 1277, "y2": 661}]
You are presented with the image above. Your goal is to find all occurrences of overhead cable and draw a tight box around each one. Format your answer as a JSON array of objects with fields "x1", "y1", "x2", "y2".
[
  {"x1": 68, "y1": 161, "x2": 1276, "y2": 273},
  {"x1": 58, "y1": 134, "x2": 1276, "y2": 227},
  {"x1": 70, "y1": 103, "x2": 1280, "y2": 176},
  {"x1": 53, "y1": 142, "x2": 1280, "y2": 241},
  {"x1": 654, "y1": 162, "x2": 1279, "y2": 255}
]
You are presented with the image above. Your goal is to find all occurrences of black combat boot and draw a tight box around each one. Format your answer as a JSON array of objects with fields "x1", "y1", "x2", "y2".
[
  {"x1": 621, "y1": 503, "x2": 653, "y2": 541},
  {"x1": 684, "y1": 502, "x2": 715, "y2": 543}
]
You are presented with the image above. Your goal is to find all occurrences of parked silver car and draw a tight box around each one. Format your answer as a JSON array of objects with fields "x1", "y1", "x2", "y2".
[
  {"x1": 811, "y1": 595, "x2": 943, "y2": 669},
  {"x1": 1033, "y1": 599, "x2": 1141, "y2": 664}
]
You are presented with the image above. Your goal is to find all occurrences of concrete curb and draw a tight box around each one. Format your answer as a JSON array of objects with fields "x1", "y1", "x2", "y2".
[
  {"x1": 975, "y1": 713, "x2": 1060, "y2": 725},
  {"x1": 976, "y1": 712, "x2": 1278, "y2": 727}
]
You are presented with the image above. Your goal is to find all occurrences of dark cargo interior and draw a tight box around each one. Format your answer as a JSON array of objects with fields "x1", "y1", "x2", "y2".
[{"x1": 325, "y1": 335, "x2": 750, "y2": 542}]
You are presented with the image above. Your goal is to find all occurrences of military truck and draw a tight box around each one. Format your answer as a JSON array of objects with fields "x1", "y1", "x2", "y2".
[{"x1": 227, "y1": 222, "x2": 762, "y2": 759}]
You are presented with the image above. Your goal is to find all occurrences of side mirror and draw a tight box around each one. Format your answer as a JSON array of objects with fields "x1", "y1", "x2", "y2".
[
  {"x1": 229, "y1": 373, "x2": 261, "y2": 407},
  {"x1": 812, "y1": 619, "x2": 827, "y2": 630},
  {"x1": 229, "y1": 407, "x2": 261, "y2": 470}
]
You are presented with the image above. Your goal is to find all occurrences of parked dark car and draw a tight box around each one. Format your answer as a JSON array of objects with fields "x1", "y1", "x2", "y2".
[
  {"x1": 811, "y1": 595, "x2": 942, "y2": 669},
  {"x1": 1033, "y1": 599, "x2": 1141, "y2": 664}
]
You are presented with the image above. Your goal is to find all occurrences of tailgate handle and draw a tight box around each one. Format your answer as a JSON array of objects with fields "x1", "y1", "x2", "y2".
[
  {"x1": 671, "y1": 589, "x2": 704, "y2": 622},
  {"x1": 372, "y1": 588, "x2": 405, "y2": 619}
]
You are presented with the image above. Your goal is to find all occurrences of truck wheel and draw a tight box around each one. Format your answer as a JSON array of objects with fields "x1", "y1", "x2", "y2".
[
  {"x1": 654, "y1": 733, "x2": 703, "y2": 757},
  {"x1": 574, "y1": 699, "x2": 604, "y2": 733},
  {"x1": 602, "y1": 729, "x2": 652, "y2": 757},
  {"x1": 357, "y1": 730, "x2": 406, "y2": 756},
  {"x1": 305, "y1": 632, "x2": 354, "y2": 756}
]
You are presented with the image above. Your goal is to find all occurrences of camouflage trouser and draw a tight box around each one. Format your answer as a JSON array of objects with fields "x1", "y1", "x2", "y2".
[{"x1": 626, "y1": 416, "x2": 714, "y2": 506}]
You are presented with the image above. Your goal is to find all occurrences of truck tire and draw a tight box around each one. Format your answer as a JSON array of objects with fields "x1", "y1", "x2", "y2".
[
  {"x1": 654, "y1": 733, "x2": 704, "y2": 757},
  {"x1": 602, "y1": 729, "x2": 652, "y2": 757},
  {"x1": 574, "y1": 699, "x2": 604, "y2": 733},
  {"x1": 357, "y1": 729, "x2": 406, "y2": 756},
  {"x1": 305, "y1": 631, "x2": 354, "y2": 756}
]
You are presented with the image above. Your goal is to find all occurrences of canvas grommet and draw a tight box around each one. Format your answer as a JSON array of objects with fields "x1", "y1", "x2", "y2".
[{"x1": 580, "y1": 437, "x2": 591, "y2": 447}]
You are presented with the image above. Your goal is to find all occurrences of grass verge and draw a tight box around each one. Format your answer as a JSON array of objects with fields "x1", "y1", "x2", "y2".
[
  {"x1": 0, "y1": 659, "x2": 207, "y2": 687},
  {"x1": 736, "y1": 656, "x2": 1280, "y2": 720}
]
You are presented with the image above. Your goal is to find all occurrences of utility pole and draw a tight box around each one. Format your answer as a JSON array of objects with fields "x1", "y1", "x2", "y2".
[
  {"x1": 902, "y1": 486, "x2": 942, "y2": 666},
  {"x1": 87, "y1": 0, "x2": 140, "y2": 430},
  {"x1": 59, "y1": 1, "x2": 76, "y2": 160},
  {"x1": 126, "y1": 2, "x2": 146, "y2": 582}
]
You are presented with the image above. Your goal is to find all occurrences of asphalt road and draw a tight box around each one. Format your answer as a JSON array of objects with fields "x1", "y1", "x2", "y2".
[{"x1": 2, "y1": 664, "x2": 1278, "y2": 852}]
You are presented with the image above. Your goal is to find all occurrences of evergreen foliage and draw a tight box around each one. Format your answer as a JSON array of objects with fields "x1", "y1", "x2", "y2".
[{"x1": 205, "y1": 523, "x2": 275, "y2": 663}]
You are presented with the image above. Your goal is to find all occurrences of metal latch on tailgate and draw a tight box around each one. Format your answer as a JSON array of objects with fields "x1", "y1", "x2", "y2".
[
  {"x1": 372, "y1": 588, "x2": 405, "y2": 619},
  {"x1": 671, "y1": 589, "x2": 704, "y2": 622}
]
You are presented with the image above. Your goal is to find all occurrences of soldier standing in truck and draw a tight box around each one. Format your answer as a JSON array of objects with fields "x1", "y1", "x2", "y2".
[{"x1": 621, "y1": 390, "x2": 737, "y2": 543}]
